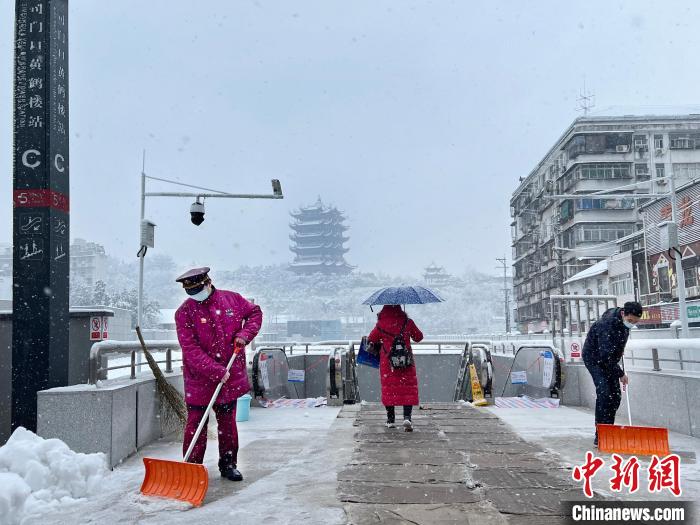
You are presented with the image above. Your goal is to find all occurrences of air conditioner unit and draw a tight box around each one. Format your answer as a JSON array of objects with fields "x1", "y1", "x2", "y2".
[
  {"x1": 687, "y1": 286, "x2": 700, "y2": 298},
  {"x1": 616, "y1": 145, "x2": 630, "y2": 153},
  {"x1": 656, "y1": 178, "x2": 667, "y2": 185},
  {"x1": 655, "y1": 148, "x2": 664, "y2": 156}
]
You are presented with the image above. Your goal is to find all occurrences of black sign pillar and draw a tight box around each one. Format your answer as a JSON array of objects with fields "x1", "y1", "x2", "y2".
[{"x1": 12, "y1": 0, "x2": 69, "y2": 432}]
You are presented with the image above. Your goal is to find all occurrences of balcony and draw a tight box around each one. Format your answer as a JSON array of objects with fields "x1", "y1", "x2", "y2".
[{"x1": 640, "y1": 292, "x2": 672, "y2": 306}]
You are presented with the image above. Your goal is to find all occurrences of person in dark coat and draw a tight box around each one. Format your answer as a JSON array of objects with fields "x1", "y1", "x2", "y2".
[
  {"x1": 367, "y1": 305, "x2": 424, "y2": 432},
  {"x1": 582, "y1": 301, "x2": 643, "y2": 446}
]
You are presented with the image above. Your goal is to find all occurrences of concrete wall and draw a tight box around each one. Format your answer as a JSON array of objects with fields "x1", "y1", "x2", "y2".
[
  {"x1": 560, "y1": 364, "x2": 700, "y2": 438},
  {"x1": 0, "y1": 317, "x2": 10, "y2": 444},
  {"x1": 492, "y1": 348, "x2": 700, "y2": 439},
  {"x1": 0, "y1": 308, "x2": 120, "y2": 444},
  {"x1": 37, "y1": 373, "x2": 184, "y2": 468}
]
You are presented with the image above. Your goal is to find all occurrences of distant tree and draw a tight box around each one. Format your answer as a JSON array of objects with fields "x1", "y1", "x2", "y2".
[
  {"x1": 93, "y1": 280, "x2": 110, "y2": 306},
  {"x1": 69, "y1": 278, "x2": 94, "y2": 306},
  {"x1": 111, "y1": 288, "x2": 160, "y2": 328}
]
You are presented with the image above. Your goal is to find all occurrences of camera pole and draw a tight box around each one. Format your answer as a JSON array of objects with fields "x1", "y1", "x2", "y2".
[
  {"x1": 138, "y1": 152, "x2": 146, "y2": 330},
  {"x1": 136, "y1": 160, "x2": 283, "y2": 344}
]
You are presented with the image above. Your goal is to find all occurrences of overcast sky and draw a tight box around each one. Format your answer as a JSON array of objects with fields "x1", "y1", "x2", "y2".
[{"x1": 2, "y1": 1, "x2": 700, "y2": 278}]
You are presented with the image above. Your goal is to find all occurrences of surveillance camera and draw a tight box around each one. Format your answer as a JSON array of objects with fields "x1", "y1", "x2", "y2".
[
  {"x1": 190, "y1": 201, "x2": 205, "y2": 226},
  {"x1": 271, "y1": 179, "x2": 283, "y2": 197}
]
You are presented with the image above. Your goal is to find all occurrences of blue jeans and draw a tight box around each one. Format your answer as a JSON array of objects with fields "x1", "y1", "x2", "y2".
[{"x1": 584, "y1": 361, "x2": 621, "y2": 429}]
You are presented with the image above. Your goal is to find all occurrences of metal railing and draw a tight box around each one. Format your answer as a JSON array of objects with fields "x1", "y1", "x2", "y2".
[
  {"x1": 89, "y1": 335, "x2": 700, "y2": 391},
  {"x1": 89, "y1": 340, "x2": 182, "y2": 384},
  {"x1": 261, "y1": 340, "x2": 469, "y2": 355},
  {"x1": 625, "y1": 339, "x2": 700, "y2": 372},
  {"x1": 473, "y1": 338, "x2": 700, "y2": 373}
]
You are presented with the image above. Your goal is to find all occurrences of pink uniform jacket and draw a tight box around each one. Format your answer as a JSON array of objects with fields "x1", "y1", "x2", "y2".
[
  {"x1": 175, "y1": 288, "x2": 262, "y2": 406},
  {"x1": 367, "y1": 305, "x2": 423, "y2": 406}
]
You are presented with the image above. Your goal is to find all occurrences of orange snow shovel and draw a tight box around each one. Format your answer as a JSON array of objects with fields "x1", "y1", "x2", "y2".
[
  {"x1": 140, "y1": 342, "x2": 245, "y2": 506},
  {"x1": 597, "y1": 359, "x2": 669, "y2": 456}
]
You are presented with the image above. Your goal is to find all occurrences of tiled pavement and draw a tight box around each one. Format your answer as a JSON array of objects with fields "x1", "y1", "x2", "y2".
[{"x1": 338, "y1": 403, "x2": 601, "y2": 524}]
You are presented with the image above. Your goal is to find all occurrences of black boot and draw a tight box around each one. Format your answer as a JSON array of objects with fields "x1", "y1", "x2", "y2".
[{"x1": 219, "y1": 454, "x2": 243, "y2": 482}]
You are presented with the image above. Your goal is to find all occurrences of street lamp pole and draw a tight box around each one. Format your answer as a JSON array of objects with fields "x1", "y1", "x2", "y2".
[
  {"x1": 138, "y1": 159, "x2": 146, "y2": 329},
  {"x1": 669, "y1": 171, "x2": 690, "y2": 338},
  {"x1": 136, "y1": 163, "x2": 283, "y2": 332}
]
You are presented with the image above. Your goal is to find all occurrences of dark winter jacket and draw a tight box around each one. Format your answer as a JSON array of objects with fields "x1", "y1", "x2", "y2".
[
  {"x1": 582, "y1": 307, "x2": 629, "y2": 378},
  {"x1": 367, "y1": 305, "x2": 423, "y2": 406}
]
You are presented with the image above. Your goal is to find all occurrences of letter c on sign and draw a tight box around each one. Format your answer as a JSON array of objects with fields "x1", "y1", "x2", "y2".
[
  {"x1": 572, "y1": 505, "x2": 582, "y2": 521},
  {"x1": 54, "y1": 154, "x2": 65, "y2": 173},
  {"x1": 22, "y1": 149, "x2": 41, "y2": 169}
]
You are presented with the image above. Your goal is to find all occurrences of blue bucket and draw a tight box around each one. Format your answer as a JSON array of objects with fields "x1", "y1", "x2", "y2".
[{"x1": 236, "y1": 393, "x2": 252, "y2": 422}]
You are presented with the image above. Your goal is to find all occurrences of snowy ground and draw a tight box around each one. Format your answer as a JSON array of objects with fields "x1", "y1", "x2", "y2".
[
  {"x1": 18, "y1": 407, "x2": 352, "y2": 525},
  {"x1": 487, "y1": 404, "x2": 700, "y2": 504},
  {"x1": 7, "y1": 402, "x2": 698, "y2": 524}
]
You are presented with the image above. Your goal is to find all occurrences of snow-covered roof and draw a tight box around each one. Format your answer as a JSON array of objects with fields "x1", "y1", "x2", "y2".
[
  {"x1": 589, "y1": 105, "x2": 700, "y2": 118},
  {"x1": 564, "y1": 260, "x2": 608, "y2": 285}
]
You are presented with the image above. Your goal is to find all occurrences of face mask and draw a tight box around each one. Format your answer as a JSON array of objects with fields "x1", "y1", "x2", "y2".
[
  {"x1": 190, "y1": 285, "x2": 211, "y2": 302},
  {"x1": 623, "y1": 319, "x2": 636, "y2": 329}
]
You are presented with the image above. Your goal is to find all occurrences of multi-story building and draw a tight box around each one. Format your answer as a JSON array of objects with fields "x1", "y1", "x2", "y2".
[
  {"x1": 640, "y1": 179, "x2": 700, "y2": 325},
  {"x1": 511, "y1": 114, "x2": 700, "y2": 333},
  {"x1": 1, "y1": 238, "x2": 108, "y2": 304},
  {"x1": 70, "y1": 238, "x2": 108, "y2": 288}
]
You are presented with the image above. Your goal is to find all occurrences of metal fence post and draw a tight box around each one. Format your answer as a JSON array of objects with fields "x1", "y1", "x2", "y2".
[
  {"x1": 651, "y1": 348, "x2": 661, "y2": 371},
  {"x1": 165, "y1": 348, "x2": 173, "y2": 373},
  {"x1": 678, "y1": 349, "x2": 684, "y2": 371},
  {"x1": 130, "y1": 350, "x2": 137, "y2": 379}
]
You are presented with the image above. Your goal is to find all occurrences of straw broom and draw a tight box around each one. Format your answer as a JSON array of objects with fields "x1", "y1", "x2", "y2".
[
  {"x1": 136, "y1": 327, "x2": 188, "y2": 432},
  {"x1": 136, "y1": 327, "x2": 219, "y2": 440}
]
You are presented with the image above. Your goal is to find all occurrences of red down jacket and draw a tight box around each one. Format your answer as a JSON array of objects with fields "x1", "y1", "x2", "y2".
[{"x1": 367, "y1": 305, "x2": 424, "y2": 407}]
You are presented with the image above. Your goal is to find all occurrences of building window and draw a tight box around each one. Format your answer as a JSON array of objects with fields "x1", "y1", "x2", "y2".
[
  {"x1": 633, "y1": 135, "x2": 648, "y2": 152},
  {"x1": 654, "y1": 135, "x2": 664, "y2": 150},
  {"x1": 610, "y1": 273, "x2": 633, "y2": 296},
  {"x1": 579, "y1": 163, "x2": 631, "y2": 180},
  {"x1": 657, "y1": 265, "x2": 670, "y2": 292},
  {"x1": 635, "y1": 163, "x2": 650, "y2": 180},
  {"x1": 576, "y1": 223, "x2": 635, "y2": 243},
  {"x1": 566, "y1": 134, "x2": 632, "y2": 159},
  {"x1": 672, "y1": 163, "x2": 700, "y2": 179},
  {"x1": 669, "y1": 133, "x2": 700, "y2": 150},
  {"x1": 560, "y1": 200, "x2": 574, "y2": 221},
  {"x1": 655, "y1": 164, "x2": 665, "y2": 179},
  {"x1": 684, "y1": 267, "x2": 698, "y2": 289},
  {"x1": 562, "y1": 163, "x2": 632, "y2": 189},
  {"x1": 575, "y1": 198, "x2": 635, "y2": 210}
]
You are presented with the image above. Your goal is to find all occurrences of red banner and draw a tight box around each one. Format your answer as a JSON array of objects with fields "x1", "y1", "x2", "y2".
[{"x1": 13, "y1": 189, "x2": 70, "y2": 212}]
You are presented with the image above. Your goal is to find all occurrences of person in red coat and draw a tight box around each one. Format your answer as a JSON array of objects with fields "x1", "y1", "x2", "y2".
[{"x1": 367, "y1": 305, "x2": 424, "y2": 431}]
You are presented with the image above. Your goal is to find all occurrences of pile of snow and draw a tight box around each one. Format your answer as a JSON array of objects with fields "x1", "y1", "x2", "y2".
[{"x1": 0, "y1": 427, "x2": 107, "y2": 525}]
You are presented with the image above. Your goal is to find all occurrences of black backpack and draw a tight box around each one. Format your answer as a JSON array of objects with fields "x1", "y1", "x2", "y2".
[{"x1": 378, "y1": 319, "x2": 413, "y2": 369}]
